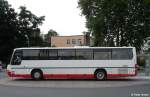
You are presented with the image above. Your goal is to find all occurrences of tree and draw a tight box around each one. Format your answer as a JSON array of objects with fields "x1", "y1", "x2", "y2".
[
  {"x1": 78, "y1": 0, "x2": 150, "y2": 52},
  {"x1": 124, "y1": 0, "x2": 150, "y2": 51},
  {"x1": 18, "y1": 6, "x2": 45, "y2": 46},
  {"x1": 82, "y1": 31, "x2": 91, "y2": 46},
  {"x1": 0, "y1": 1, "x2": 45, "y2": 63},
  {"x1": 0, "y1": 0, "x2": 22, "y2": 63},
  {"x1": 44, "y1": 29, "x2": 58, "y2": 46}
]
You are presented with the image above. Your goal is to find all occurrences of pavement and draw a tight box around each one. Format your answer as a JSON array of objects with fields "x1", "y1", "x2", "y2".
[
  {"x1": 0, "y1": 70, "x2": 150, "y2": 88},
  {"x1": 1, "y1": 70, "x2": 150, "y2": 97},
  {"x1": 0, "y1": 76, "x2": 150, "y2": 88},
  {"x1": 0, "y1": 83, "x2": 149, "y2": 97}
]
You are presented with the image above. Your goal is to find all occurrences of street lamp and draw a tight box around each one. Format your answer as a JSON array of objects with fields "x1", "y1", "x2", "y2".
[{"x1": 25, "y1": 34, "x2": 29, "y2": 47}]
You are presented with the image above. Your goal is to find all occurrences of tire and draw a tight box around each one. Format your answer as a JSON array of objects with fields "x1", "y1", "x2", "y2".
[
  {"x1": 31, "y1": 70, "x2": 43, "y2": 80},
  {"x1": 95, "y1": 70, "x2": 107, "y2": 80}
]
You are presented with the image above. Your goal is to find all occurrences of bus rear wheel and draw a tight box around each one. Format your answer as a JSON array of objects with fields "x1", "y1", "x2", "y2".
[
  {"x1": 95, "y1": 70, "x2": 107, "y2": 80},
  {"x1": 31, "y1": 70, "x2": 43, "y2": 80}
]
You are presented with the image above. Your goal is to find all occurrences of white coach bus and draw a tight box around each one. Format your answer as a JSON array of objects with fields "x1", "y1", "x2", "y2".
[{"x1": 7, "y1": 47, "x2": 138, "y2": 80}]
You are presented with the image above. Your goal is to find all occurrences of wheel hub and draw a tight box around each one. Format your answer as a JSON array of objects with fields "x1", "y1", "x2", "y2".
[
  {"x1": 97, "y1": 72, "x2": 104, "y2": 79},
  {"x1": 34, "y1": 72, "x2": 40, "y2": 78}
]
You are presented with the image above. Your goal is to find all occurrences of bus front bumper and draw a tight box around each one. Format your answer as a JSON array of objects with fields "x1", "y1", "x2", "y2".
[{"x1": 6, "y1": 70, "x2": 31, "y2": 78}]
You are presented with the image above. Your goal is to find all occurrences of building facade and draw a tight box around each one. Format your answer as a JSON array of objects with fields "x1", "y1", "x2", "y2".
[{"x1": 51, "y1": 35, "x2": 90, "y2": 47}]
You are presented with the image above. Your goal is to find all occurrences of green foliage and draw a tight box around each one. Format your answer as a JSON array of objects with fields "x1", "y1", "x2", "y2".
[
  {"x1": 0, "y1": 0, "x2": 21, "y2": 63},
  {"x1": 0, "y1": 0, "x2": 45, "y2": 63},
  {"x1": 78, "y1": 0, "x2": 150, "y2": 51},
  {"x1": 137, "y1": 56, "x2": 146, "y2": 67},
  {"x1": 44, "y1": 29, "x2": 58, "y2": 46},
  {"x1": 18, "y1": 6, "x2": 45, "y2": 46}
]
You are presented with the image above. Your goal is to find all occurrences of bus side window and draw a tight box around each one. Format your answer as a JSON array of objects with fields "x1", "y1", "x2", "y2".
[
  {"x1": 11, "y1": 50, "x2": 22, "y2": 65},
  {"x1": 58, "y1": 49, "x2": 75, "y2": 60},
  {"x1": 76, "y1": 49, "x2": 93, "y2": 60},
  {"x1": 22, "y1": 49, "x2": 39, "y2": 60},
  {"x1": 94, "y1": 49, "x2": 111, "y2": 60},
  {"x1": 112, "y1": 48, "x2": 133, "y2": 60},
  {"x1": 49, "y1": 49, "x2": 58, "y2": 60},
  {"x1": 39, "y1": 49, "x2": 49, "y2": 60}
]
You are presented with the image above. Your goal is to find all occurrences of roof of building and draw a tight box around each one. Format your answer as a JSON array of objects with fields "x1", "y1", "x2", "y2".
[{"x1": 51, "y1": 35, "x2": 85, "y2": 37}]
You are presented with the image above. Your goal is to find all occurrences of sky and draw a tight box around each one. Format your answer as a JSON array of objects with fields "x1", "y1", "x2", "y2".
[{"x1": 7, "y1": 0, "x2": 87, "y2": 35}]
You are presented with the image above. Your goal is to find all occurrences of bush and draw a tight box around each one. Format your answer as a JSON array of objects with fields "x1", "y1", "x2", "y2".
[{"x1": 137, "y1": 56, "x2": 146, "y2": 67}]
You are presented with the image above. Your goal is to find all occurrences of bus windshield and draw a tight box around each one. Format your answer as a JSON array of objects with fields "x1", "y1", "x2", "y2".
[{"x1": 11, "y1": 50, "x2": 22, "y2": 65}]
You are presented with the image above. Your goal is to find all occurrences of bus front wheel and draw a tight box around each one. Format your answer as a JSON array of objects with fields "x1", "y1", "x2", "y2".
[
  {"x1": 95, "y1": 70, "x2": 107, "y2": 80},
  {"x1": 31, "y1": 69, "x2": 43, "y2": 80}
]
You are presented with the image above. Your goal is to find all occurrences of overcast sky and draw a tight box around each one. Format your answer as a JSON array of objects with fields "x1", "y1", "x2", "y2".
[{"x1": 7, "y1": 0, "x2": 87, "y2": 35}]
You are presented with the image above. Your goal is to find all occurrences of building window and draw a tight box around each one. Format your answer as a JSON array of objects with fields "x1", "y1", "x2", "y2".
[
  {"x1": 78, "y1": 39, "x2": 82, "y2": 45},
  {"x1": 72, "y1": 39, "x2": 76, "y2": 44},
  {"x1": 67, "y1": 39, "x2": 70, "y2": 44}
]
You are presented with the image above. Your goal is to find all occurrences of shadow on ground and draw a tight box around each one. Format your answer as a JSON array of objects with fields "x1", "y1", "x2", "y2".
[{"x1": 13, "y1": 78, "x2": 139, "y2": 82}]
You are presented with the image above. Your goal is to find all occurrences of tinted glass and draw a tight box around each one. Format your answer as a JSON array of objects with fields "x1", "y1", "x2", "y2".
[
  {"x1": 58, "y1": 49, "x2": 75, "y2": 60},
  {"x1": 112, "y1": 48, "x2": 133, "y2": 60},
  {"x1": 23, "y1": 49, "x2": 39, "y2": 60},
  {"x1": 39, "y1": 49, "x2": 49, "y2": 60},
  {"x1": 94, "y1": 49, "x2": 111, "y2": 60},
  {"x1": 76, "y1": 49, "x2": 93, "y2": 60},
  {"x1": 49, "y1": 49, "x2": 58, "y2": 60},
  {"x1": 11, "y1": 50, "x2": 22, "y2": 65}
]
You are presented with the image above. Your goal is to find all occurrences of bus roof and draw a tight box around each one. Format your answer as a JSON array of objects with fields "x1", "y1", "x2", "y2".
[{"x1": 14, "y1": 47, "x2": 135, "y2": 50}]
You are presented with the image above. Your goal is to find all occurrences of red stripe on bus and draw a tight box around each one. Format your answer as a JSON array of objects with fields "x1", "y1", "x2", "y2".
[
  {"x1": 7, "y1": 70, "x2": 136, "y2": 79},
  {"x1": 7, "y1": 70, "x2": 94, "y2": 79},
  {"x1": 7, "y1": 70, "x2": 31, "y2": 78},
  {"x1": 43, "y1": 74, "x2": 94, "y2": 79},
  {"x1": 12, "y1": 74, "x2": 31, "y2": 78}
]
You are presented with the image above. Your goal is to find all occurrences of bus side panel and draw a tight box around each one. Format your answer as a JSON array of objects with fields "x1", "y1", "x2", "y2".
[
  {"x1": 21, "y1": 60, "x2": 110, "y2": 74},
  {"x1": 9, "y1": 60, "x2": 110, "y2": 78},
  {"x1": 109, "y1": 60, "x2": 136, "y2": 77},
  {"x1": 7, "y1": 64, "x2": 31, "y2": 78}
]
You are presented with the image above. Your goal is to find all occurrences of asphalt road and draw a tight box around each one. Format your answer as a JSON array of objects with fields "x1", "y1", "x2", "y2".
[
  {"x1": 0, "y1": 70, "x2": 7, "y2": 79},
  {"x1": 0, "y1": 70, "x2": 150, "y2": 97},
  {"x1": 0, "y1": 83, "x2": 149, "y2": 97}
]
